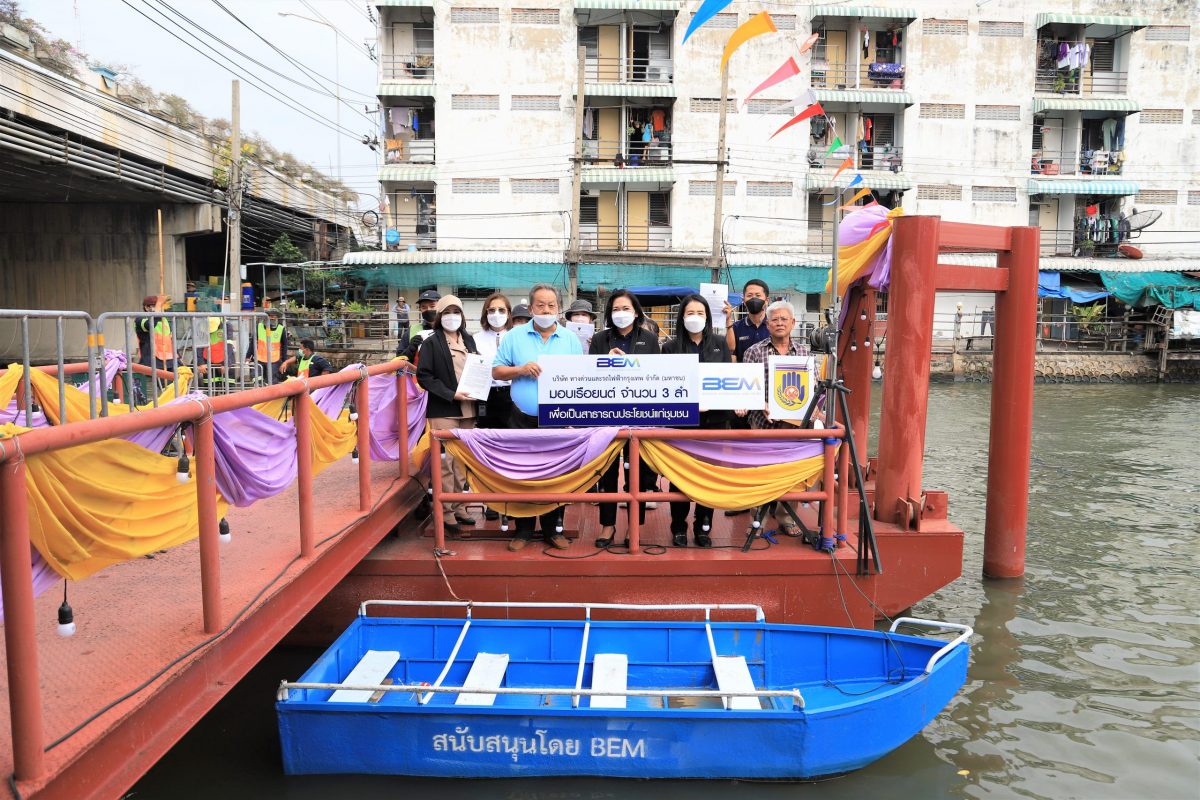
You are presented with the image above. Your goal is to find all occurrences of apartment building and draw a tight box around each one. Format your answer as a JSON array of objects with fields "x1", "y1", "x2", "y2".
[{"x1": 348, "y1": 1, "x2": 1200, "y2": 322}]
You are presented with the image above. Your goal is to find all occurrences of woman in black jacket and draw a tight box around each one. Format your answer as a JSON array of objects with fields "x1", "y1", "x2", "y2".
[
  {"x1": 661, "y1": 293, "x2": 731, "y2": 547},
  {"x1": 417, "y1": 295, "x2": 479, "y2": 533},
  {"x1": 590, "y1": 290, "x2": 660, "y2": 547}
]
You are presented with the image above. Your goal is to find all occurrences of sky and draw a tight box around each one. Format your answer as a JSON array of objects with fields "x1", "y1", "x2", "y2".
[{"x1": 32, "y1": 0, "x2": 382, "y2": 204}]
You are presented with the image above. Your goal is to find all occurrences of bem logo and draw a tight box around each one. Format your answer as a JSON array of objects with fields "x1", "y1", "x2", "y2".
[
  {"x1": 702, "y1": 377, "x2": 762, "y2": 391},
  {"x1": 596, "y1": 357, "x2": 641, "y2": 368}
]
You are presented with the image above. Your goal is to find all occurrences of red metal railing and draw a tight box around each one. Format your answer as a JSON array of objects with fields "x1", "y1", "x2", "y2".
[{"x1": 0, "y1": 360, "x2": 415, "y2": 781}]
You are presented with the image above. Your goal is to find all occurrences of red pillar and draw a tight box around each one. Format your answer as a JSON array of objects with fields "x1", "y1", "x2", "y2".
[
  {"x1": 984, "y1": 226, "x2": 1039, "y2": 578},
  {"x1": 627, "y1": 436, "x2": 641, "y2": 555},
  {"x1": 0, "y1": 457, "x2": 46, "y2": 780},
  {"x1": 839, "y1": 285, "x2": 876, "y2": 474},
  {"x1": 193, "y1": 415, "x2": 222, "y2": 633},
  {"x1": 874, "y1": 215, "x2": 940, "y2": 525},
  {"x1": 396, "y1": 372, "x2": 409, "y2": 478},
  {"x1": 356, "y1": 378, "x2": 372, "y2": 512},
  {"x1": 294, "y1": 392, "x2": 315, "y2": 558}
]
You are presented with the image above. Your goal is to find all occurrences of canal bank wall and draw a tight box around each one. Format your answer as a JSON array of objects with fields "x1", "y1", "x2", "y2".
[{"x1": 928, "y1": 352, "x2": 1200, "y2": 383}]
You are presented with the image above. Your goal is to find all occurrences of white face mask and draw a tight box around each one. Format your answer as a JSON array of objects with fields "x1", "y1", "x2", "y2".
[
  {"x1": 683, "y1": 315, "x2": 707, "y2": 334},
  {"x1": 532, "y1": 314, "x2": 558, "y2": 329},
  {"x1": 569, "y1": 315, "x2": 592, "y2": 325},
  {"x1": 611, "y1": 310, "x2": 636, "y2": 330},
  {"x1": 487, "y1": 311, "x2": 508, "y2": 329},
  {"x1": 440, "y1": 314, "x2": 462, "y2": 333}
]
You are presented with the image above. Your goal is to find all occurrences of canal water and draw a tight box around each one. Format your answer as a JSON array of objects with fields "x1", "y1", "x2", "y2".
[{"x1": 132, "y1": 383, "x2": 1200, "y2": 799}]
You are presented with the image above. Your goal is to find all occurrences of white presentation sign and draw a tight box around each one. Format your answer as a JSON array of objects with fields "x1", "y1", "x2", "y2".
[
  {"x1": 537, "y1": 354, "x2": 699, "y2": 427},
  {"x1": 767, "y1": 355, "x2": 817, "y2": 421},
  {"x1": 697, "y1": 362, "x2": 764, "y2": 410}
]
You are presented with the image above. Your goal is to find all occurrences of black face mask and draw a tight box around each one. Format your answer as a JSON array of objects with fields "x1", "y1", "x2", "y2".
[
  {"x1": 421, "y1": 309, "x2": 437, "y2": 325},
  {"x1": 745, "y1": 298, "x2": 766, "y2": 314}
]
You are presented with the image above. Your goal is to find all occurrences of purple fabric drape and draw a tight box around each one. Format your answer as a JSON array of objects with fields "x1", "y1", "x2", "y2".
[
  {"x1": 366, "y1": 373, "x2": 427, "y2": 460},
  {"x1": 91, "y1": 348, "x2": 128, "y2": 394},
  {"x1": 451, "y1": 428, "x2": 620, "y2": 480},
  {"x1": 213, "y1": 404, "x2": 299, "y2": 506},
  {"x1": 666, "y1": 438, "x2": 825, "y2": 468},
  {"x1": 836, "y1": 205, "x2": 895, "y2": 327},
  {"x1": 0, "y1": 551, "x2": 60, "y2": 622},
  {"x1": 1, "y1": 402, "x2": 48, "y2": 427},
  {"x1": 311, "y1": 363, "x2": 363, "y2": 418}
]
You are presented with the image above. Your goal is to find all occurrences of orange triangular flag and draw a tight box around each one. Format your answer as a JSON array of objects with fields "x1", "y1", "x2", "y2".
[
  {"x1": 721, "y1": 12, "x2": 777, "y2": 70},
  {"x1": 839, "y1": 188, "x2": 873, "y2": 209},
  {"x1": 831, "y1": 155, "x2": 855, "y2": 180}
]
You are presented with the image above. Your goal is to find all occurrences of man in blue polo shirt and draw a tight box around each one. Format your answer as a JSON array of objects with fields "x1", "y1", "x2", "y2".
[{"x1": 492, "y1": 283, "x2": 583, "y2": 551}]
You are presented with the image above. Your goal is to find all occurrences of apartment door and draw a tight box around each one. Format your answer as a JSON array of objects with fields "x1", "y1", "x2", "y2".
[
  {"x1": 1035, "y1": 198, "x2": 1063, "y2": 254},
  {"x1": 823, "y1": 30, "x2": 847, "y2": 88},
  {"x1": 597, "y1": 107, "x2": 621, "y2": 162},
  {"x1": 597, "y1": 190, "x2": 619, "y2": 249},
  {"x1": 626, "y1": 191, "x2": 649, "y2": 250},
  {"x1": 598, "y1": 25, "x2": 620, "y2": 82}
]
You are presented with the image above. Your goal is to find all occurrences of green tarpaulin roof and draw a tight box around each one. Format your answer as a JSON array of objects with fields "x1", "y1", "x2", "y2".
[
  {"x1": 1099, "y1": 271, "x2": 1200, "y2": 309},
  {"x1": 1032, "y1": 97, "x2": 1141, "y2": 113},
  {"x1": 1035, "y1": 13, "x2": 1149, "y2": 30},
  {"x1": 811, "y1": 6, "x2": 918, "y2": 21},
  {"x1": 1029, "y1": 179, "x2": 1138, "y2": 196}
]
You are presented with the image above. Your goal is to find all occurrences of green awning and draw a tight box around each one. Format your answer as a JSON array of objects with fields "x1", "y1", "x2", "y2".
[
  {"x1": 813, "y1": 89, "x2": 914, "y2": 106},
  {"x1": 582, "y1": 166, "x2": 675, "y2": 184},
  {"x1": 376, "y1": 0, "x2": 434, "y2": 6},
  {"x1": 805, "y1": 171, "x2": 912, "y2": 191},
  {"x1": 574, "y1": 0, "x2": 680, "y2": 10},
  {"x1": 379, "y1": 165, "x2": 436, "y2": 182},
  {"x1": 1035, "y1": 13, "x2": 1149, "y2": 32},
  {"x1": 580, "y1": 264, "x2": 830, "y2": 293},
  {"x1": 354, "y1": 263, "x2": 558, "y2": 290},
  {"x1": 583, "y1": 82, "x2": 677, "y2": 98},
  {"x1": 378, "y1": 83, "x2": 435, "y2": 97},
  {"x1": 1028, "y1": 179, "x2": 1138, "y2": 196},
  {"x1": 1099, "y1": 271, "x2": 1200, "y2": 309},
  {"x1": 1033, "y1": 97, "x2": 1141, "y2": 113},
  {"x1": 810, "y1": 5, "x2": 917, "y2": 21}
]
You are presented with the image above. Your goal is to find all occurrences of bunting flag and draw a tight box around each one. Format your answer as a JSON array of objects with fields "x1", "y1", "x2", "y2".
[
  {"x1": 840, "y1": 188, "x2": 873, "y2": 208},
  {"x1": 744, "y1": 57, "x2": 800, "y2": 106},
  {"x1": 847, "y1": 174, "x2": 864, "y2": 189},
  {"x1": 683, "y1": 0, "x2": 734, "y2": 43},
  {"x1": 831, "y1": 154, "x2": 855, "y2": 180},
  {"x1": 799, "y1": 32, "x2": 820, "y2": 54},
  {"x1": 721, "y1": 11, "x2": 777, "y2": 70},
  {"x1": 825, "y1": 136, "x2": 844, "y2": 154},
  {"x1": 769, "y1": 101, "x2": 824, "y2": 139}
]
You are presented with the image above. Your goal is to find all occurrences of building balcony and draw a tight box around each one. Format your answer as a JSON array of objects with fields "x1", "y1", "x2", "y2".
[
  {"x1": 583, "y1": 138, "x2": 672, "y2": 166},
  {"x1": 811, "y1": 57, "x2": 905, "y2": 91},
  {"x1": 382, "y1": 53, "x2": 434, "y2": 82},
  {"x1": 810, "y1": 144, "x2": 903, "y2": 173},
  {"x1": 1030, "y1": 147, "x2": 1125, "y2": 177},
  {"x1": 579, "y1": 223, "x2": 672, "y2": 253},
  {"x1": 1034, "y1": 65, "x2": 1127, "y2": 96},
  {"x1": 584, "y1": 56, "x2": 674, "y2": 90},
  {"x1": 383, "y1": 190, "x2": 436, "y2": 251}
]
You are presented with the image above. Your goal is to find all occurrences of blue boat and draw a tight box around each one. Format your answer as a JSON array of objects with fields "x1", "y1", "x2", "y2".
[{"x1": 276, "y1": 601, "x2": 971, "y2": 780}]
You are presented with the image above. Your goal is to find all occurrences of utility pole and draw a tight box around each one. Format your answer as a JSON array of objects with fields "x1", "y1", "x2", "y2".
[
  {"x1": 709, "y1": 65, "x2": 731, "y2": 283},
  {"x1": 566, "y1": 46, "x2": 586, "y2": 301},
  {"x1": 227, "y1": 79, "x2": 241, "y2": 309}
]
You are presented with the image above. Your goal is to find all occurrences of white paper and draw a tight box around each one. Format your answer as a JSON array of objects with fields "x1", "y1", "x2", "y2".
[
  {"x1": 536, "y1": 354, "x2": 699, "y2": 427},
  {"x1": 767, "y1": 355, "x2": 816, "y2": 421},
  {"x1": 457, "y1": 353, "x2": 493, "y2": 402},
  {"x1": 698, "y1": 362, "x2": 764, "y2": 410},
  {"x1": 700, "y1": 283, "x2": 729, "y2": 330},
  {"x1": 566, "y1": 321, "x2": 595, "y2": 349}
]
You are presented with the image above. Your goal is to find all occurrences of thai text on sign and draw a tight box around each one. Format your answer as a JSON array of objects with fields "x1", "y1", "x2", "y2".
[{"x1": 537, "y1": 354, "x2": 699, "y2": 427}]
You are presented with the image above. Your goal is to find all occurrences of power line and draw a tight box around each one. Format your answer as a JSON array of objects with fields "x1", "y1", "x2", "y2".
[{"x1": 299, "y1": 0, "x2": 375, "y2": 61}]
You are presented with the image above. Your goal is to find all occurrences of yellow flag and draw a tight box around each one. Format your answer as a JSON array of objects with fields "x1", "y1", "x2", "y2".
[
  {"x1": 720, "y1": 12, "x2": 777, "y2": 71},
  {"x1": 839, "y1": 188, "x2": 873, "y2": 208}
]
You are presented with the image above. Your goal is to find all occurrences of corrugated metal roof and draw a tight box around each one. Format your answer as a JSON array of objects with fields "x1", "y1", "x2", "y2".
[
  {"x1": 343, "y1": 249, "x2": 564, "y2": 266},
  {"x1": 934, "y1": 254, "x2": 1193, "y2": 274},
  {"x1": 379, "y1": 165, "x2": 436, "y2": 182},
  {"x1": 574, "y1": 0, "x2": 680, "y2": 10},
  {"x1": 375, "y1": 0, "x2": 433, "y2": 6},
  {"x1": 583, "y1": 82, "x2": 677, "y2": 98},
  {"x1": 810, "y1": 6, "x2": 918, "y2": 20},
  {"x1": 1032, "y1": 97, "x2": 1141, "y2": 113},
  {"x1": 378, "y1": 82, "x2": 436, "y2": 97},
  {"x1": 726, "y1": 253, "x2": 829, "y2": 268},
  {"x1": 1035, "y1": 13, "x2": 1149, "y2": 30},
  {"x1": 813, "y1": 89, "x2": 914, "y2": 106},
  {"x1": 1029, "y1": 179, "x2": 1138, "y2": 196},
  {"x1": 582, "y1": 166, "x2": 675, "y2": 184},
  {"x1": 805, "y1": 171, "x2": 913, "y2": 191}
]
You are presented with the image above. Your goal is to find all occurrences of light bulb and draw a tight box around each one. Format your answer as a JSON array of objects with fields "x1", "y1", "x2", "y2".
[
  {"x1": 500, "y1": 520, "x2": 510, "y2": 532},
  {"x1": 864, "y1": 339, "x2": 871, "y2": 348},
  {"x1": 57, "y1": 600, "x2": 75, "y2": 637},
  {"x1": 702, "y1": 523, "x2": 711, "y2": 532},
  {"x1": 218, "y1": 518, "x2": 232, "y2": 544},
  {"x1": 872, "y1": 365, "x2": 883, "y2": 380},
  {"x1": 751, "y1": 519, "x2": 761, "y2": 529},
  {"x1": 176, "y1": 453, "x2": 190, "y2": 484},
  {"x1": 352, "y1": 448, "x2": 360, "y2": 464},
  {"x1": 850, "y1": 344, "x2": 857, "y2": 352},
  {"x1": 860, "y1": 313, "x2": 867, "y2": 320},
  {"x1": 349, "y1": 403, "x2": 359, "y2": 421}
]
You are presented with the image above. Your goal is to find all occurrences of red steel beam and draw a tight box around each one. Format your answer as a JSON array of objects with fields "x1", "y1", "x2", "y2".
[
  {"x1": 294, "y1": 390, "x2": 315, "y2": 558},
  {"x1": 356, "y1": 377, "x2": 372, "y2": 512},
  {"x1": 936, "y1": 264, "x2": 1010, "y2": 293},
  {"x1": 430, "y1": 434, "x2": 446, "y2": 552},
  {"x1": 193, "y1": 413, "x2": 222, "y2": 634},
  {"x1": 396, "y1": 373, "x2": 408, "y2": 479},
  {"x1": 937, "y1": 221, "x2": 1013, "y2": 252},
  {"x1": 627, "y1": 436, "x2": 642, "y2": 554},
  {"x1": 839, "y1": 286, "x2": 875, "y2": 472}
]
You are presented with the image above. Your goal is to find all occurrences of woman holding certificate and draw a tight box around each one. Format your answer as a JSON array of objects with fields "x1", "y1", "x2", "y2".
[{"x1": 417, "y1": 295, "x2": 480, "y2": 533}]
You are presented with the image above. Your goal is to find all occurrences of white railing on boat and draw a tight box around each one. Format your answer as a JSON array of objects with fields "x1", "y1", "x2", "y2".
[
  {"x1": 888, "y1": 617, "x2": 974, "y2": 675},
  {"x1": 358, "y1": 600, "x2": 767, "y2": 621}
]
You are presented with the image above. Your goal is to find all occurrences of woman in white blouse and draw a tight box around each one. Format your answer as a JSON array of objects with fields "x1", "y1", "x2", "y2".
[{"x1": 474, "y1": 292, "x2": 514, "y2": 430}]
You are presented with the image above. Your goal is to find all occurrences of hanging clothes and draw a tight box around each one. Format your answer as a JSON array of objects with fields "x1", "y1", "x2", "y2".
[
  {"x1": 862, "y1": 28, "x2": 869, "y2": 59},
  {"x1": 582, "y1": 107, "x2": 594, "y2": 139},
  {"x1": 1057, "y1": 42, "x2": 1070, "y2": 69},
  {"x1": 1101, "y1": 118, "x2": 1117, "y2": 152},
  {"x1": 863, "y1": 117, "x2": 873, "y2": 143},
  {"x1": 389, "y1": 107, "x2": 407, "y2": 135},
  {"x1": 651, "y1": 108, "x2": 666, "y2": 132}
]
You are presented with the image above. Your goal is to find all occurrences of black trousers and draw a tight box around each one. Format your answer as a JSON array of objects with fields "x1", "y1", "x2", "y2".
[
  {"x1": 597, "y1": 445, "x2": 656, "y2": 527},
  {"x1": 477, "y1": 386, "x2": 512, "y2": 429},
  {"x1": 670, "y1": 485, "x2": 713, "y2": 536},
  {"x1": 510, "y1": 408, "x2": 564, "y2": 538}
]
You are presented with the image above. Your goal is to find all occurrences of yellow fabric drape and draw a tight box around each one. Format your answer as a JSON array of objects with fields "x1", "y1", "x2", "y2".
[
  {"x1": 824, "y1": 206, "x2": 904, "y2": 293},
  {"x1": 305, "y1": 393, "x2": 358, "y2": 475},
  {"x1": 640, "y1": 440, "x2": 826, "y2": 511},
  {"x1": 253, "y1": 396, "x2": 292, "y2": 421},
  {"x1": 443, "y1": 439, "x2": 623, "y2": 518},
  {"x1": 409, "y1": 425, "x2": 431, "y2": 474},
  {"x1": 0, "y1": 367, "x2": 20, "y2": 412},
  {"x1": 17, "y1": 365, "x2": 194, "y2": 425},
  {"x1": 1, "y1": 422, "x2": 227, "y2": 581}
]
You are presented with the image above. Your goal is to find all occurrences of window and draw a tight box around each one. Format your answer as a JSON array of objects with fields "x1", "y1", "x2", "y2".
[
  {"x1": 451, "y1": 94, "x2": 500, "y2": 110},
  {"x1": 773, "y1": 14, "x2": 796, "y2": 31},
  {"x1": 689, "y1": 180, "x2": 735, "y2": 197},
  {"x1": 512, "y1": 8, "x2": 558, "y2": 24},
  {"x1": 414, "y1": 27, "x2": 434, "y2": 54},
  {"x1": 747, "y1": 181, "x2": 792, "y2": 197},
  {"x1": 1146, "y1": 25, "x2": 1190, "y2": 41},
  {"x1": 450, "y1": 6, "x2": 499, "y2": 23},
  {"x1": 511, "y1": 94, "x2": 559, "y2": 111},
  {"x1": 923, "y1": 19, "x2": 967, "y2": 36},
  {"x1": 863, "y1": 113, "x2": 894, "y2": 146},
  {"x1": 580, "y1": 195, "x2": 598, "y2": 224},
  {"x1": 979, "y1": 20, "x2": 1023, "y2": 37},
  {"x1": 1187, "y1": 190, "x2": 1200, "y2": 206},
  {"x1": 1142, "y1": 108, "x2": 1184, "y2": 124},
  {"x1": 975, "y1": 104, "x2": 1021, "y2": 121},
  {"x1": 919, "y1": 103, "x2": 966, "y2": 119},
  {"x1": 690, "y1": 97, "x2": 734, "y2": 112},
  {"x1": 453, "y1": 178, "x2": 500, "y2": 194},
  {"x1": 1134, "y1": 190, "x2": 1177, "y2": 205},
  {"x1": 972, "y1": 186, "x2": 1017, "y2": 203},
  {"x1": 1090, "y1": 40, "x2": 1115, "y2": 71},
  {"x1": 917, "y1": 184, "x2": 963, "y2": 201},
  {"x1": 648, "y1": 192, "x2": 670, "y2": 225},
  {"x1": 511, "y1": 178, "x2": 559, "y2": 194},
  {"x1": 1194, "y1": 109, "x2": 1200, "y2": 125},
  {"x1": 747, "y1": 98, "x2": 791, "y2": 115},
  {"x1": 708, "y1": 13, "x2": 738, "y2": 29},
  {"x1": 456, "y1": 286, "x2": 499, "y2": 300},
  {"x1": 578, "y1": 27, "x2": 598, "y2": 58}
]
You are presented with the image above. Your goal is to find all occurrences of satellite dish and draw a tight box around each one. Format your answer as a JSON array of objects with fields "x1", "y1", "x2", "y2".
[
  {"x1": 1125, "y1": 209, "x2": 1161, "y2": 233},
  {"x1": 361, "y1": 210, "x2": 379, "y2": 228}
]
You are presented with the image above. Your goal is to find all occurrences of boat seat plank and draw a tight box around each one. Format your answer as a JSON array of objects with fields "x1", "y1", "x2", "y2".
[
  {"x1": 714, "y1": 655, "x2": 760, "y2": 710},
  {"x1": 590, "y1": 653, "x2": 628, "y2": 709},
  {"x1": 329, "y1": 650, "x2": 400, "y2": 703},
  {"x1": 455, "y1": 653, "x2": 509, "y2": 706}
]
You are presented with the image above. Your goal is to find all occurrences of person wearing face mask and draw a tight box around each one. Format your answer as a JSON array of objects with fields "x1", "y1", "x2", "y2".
[
  {"x1": 475, "y1": 292, "x2": 514, "y2": 431},
  {"x1": 661, "y1": 294, "x2": 731, "y2": 547},
  {"x1": 565, "y1": 299, "x2": 597, "y2": 350},
  {"x1": 492, "y1": 283, "x2": 583, "y2": 551},
  {"x1": 727, "y1": 279, "x2": 771, "y2": 363},
  {"x1": 400, "y1": 289, "x2": 441, "y2": 363},
  {"x1": 417, "y1": 295, "x2": 480, "y2": 534},
  {"x1": 589, "y1": 289, "x2": 660, "y2": 548}
]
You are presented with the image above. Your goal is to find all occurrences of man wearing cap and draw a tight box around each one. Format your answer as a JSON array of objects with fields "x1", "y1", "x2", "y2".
[
  {"x1": 135, "y1": 294, "x2": 175, "y2": 401},
  {"x1": 281, "y1": 339, "x2": 333, "y2": 379},
  {"x1": 246, "y1": 308, "x2": 289, "y2": 384},
  {"x1": 399, "y1": 289, "x2": 441, "y2": 362},
  {"x1": 564, "y1": 298, "x2": 597, "y2": 350},
  {"x1": 492, "y1": 283, "x2": 583, "y2": 551},
  {"x1": 511, "y1": 303, "x2": 532, "y2": 326}
]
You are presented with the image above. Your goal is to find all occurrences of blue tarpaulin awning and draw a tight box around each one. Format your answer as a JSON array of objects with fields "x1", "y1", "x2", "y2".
[{"x1": 1038, "y1": 271, "x2": 1110, "y2": 304}]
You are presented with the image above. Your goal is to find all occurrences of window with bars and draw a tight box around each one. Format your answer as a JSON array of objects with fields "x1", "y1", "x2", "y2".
[
  {"x1": 773, "y1": 14, "x2": 796, "y2": 30},
  {"x1": 450, "y1": 6, "x2": 499, "y2": 23},
  {"x1": 1194, "y1": 109, "x2": 1200, "y2": 125},
  {"x1": 453, "y1": 178, "x2": 501, "y2": 194},
  {"x1": 975, "y1": 104, "x2": 1021, "y2": 121},
  {"x1": 580, "y1": 195, "x2": 599, "y2": 224},
  {"x1": 972, "y1": 185, "x2": 1017, "y2": 203},
  {"x1": 578, "y1": 26, "x2": 598, "y2": 58},
  {"x1": 690, "y1": 97, "x2": 734, "y2": 112},
  {"x1": 414, "y1": 27, "x2": 434, "y2": 53},
  {"x1": 1090, "y1": 40, "x2": 1115, "y2": 71},
  {"x1": 1146, "y1": 25, "x2": 1190, "y2": 41},
  {"x1": 923, "y1": 19, "x2": 967, "y2": 35},
  {"x1": 689, "y1": 180, "x2": 736, "y2": 197},
  {"x1": 747, "y1": 181, "x2": 793, "y2": 197},
  {"x1": 979, "y1": 20, "x2": 1023, "y2": 37},
  {"x1": 1188, "y1": 190, "x2": 1200, "y2": 206},
  {"x1": 452, "y1": 94, "x2": 500, "y2": 110},
  {"x1": 511, "y1": 94, "x2": 559, "y2": 111},
  {"x1": 747, "y1": 98, "x2": 791, "y2": 115},
  {"x1": 919, "y1": 103, "x2": 966, "y2": 119},
  {"x1": 863, "y1": 113, "x2": 894, "y2": 146},
  {"x1": 707, "y1": 13, "x2": 738, "y2": 29},
  {"x1": 917, "y1": 184, "x2": 963, "y2": 201},
  {"x1": 1135, "y1": 190, "x2": 1177, "y2": 205},
  {"x1": 1143, "y1": 108, "x2": 1184, "y2": 124},
  {"x1": 649, "y1": 192, "x2": 670, "y2": 225},
  {"x1": 512, "y1": 8, "x2": 558, "y2": 24},
  {"x1": 511, "y1": 178, "x2": 559, "y2": 194}
]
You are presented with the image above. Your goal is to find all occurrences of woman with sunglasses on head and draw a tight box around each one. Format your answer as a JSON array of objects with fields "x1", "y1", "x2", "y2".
[{"x1": 474, "y1": 292, "x2": 514, "y2": 430}]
